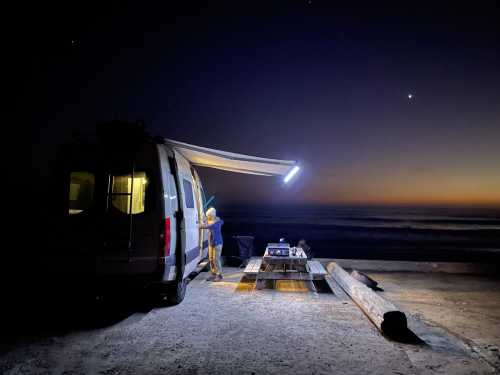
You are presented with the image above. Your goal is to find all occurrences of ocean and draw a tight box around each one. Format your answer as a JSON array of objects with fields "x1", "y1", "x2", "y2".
[{"x1": 219, "y1": 205, "x2": 500, "y2": 262}]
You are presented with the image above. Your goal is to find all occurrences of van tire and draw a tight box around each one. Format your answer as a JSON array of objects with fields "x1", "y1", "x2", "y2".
[{"x1": 169, "y1": 278, "x2": 187, "y2": 304}]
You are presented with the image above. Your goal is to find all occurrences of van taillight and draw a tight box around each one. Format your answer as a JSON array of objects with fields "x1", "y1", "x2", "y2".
[{"x1": 164, "y1": 217, "x2": 171, "y2": 256}]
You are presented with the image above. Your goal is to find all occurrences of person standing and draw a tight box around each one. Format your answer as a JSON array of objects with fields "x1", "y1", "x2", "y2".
[
  {"x1": 199, "y1": 207, "x2": 224, "y2": 281},
  {"x1": 297, "y1": 238, "x2": 313, "y2": 259}
]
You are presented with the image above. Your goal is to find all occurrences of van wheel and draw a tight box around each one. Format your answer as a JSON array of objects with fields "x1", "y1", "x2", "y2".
[{"x1": 169, "y1": 279, "x2": 187, "y2": 305}]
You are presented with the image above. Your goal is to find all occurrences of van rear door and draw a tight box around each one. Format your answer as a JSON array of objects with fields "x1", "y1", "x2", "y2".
[
  {"x1": 99, "y1": 144, "x2": 159, "y2": 274},
  {"x1": 102, "y1": 158, "x2": 140, "y2": 262}
]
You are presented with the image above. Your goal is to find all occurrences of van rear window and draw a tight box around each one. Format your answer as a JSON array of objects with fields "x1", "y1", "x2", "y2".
[
  {"x1": 69, "y1": 171, "x2": 95, "y2": 215},
  {"x1": 110, "y1": 172, "x2": 148, "y2": 214}
]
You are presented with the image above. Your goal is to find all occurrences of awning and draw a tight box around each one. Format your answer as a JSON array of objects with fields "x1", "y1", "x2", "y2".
[{"x1": 165, "y1": 139, "x2": 297, "y2": 177}]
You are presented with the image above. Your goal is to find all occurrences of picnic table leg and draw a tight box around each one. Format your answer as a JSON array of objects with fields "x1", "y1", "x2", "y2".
[
  {"x1": 269, "y1": 264, "x2": 276, "y2": 289},
  {"x1": 304, "y1": 262, "x2": 317, "y2": 293},
  {"x1": 255, "y1": 265, "x2": 263, "y2": 290},
  {"x1": 255, "y1": 263, "x2": 269, "y2": 290}
]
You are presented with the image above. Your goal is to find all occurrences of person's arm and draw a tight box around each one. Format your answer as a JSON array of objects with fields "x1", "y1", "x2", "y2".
[
  {"x1": 199, "y1": 221, "x2": 217, "y2": 229},
  {"x1": 198, "y1": 217, "x2": 207, "y2": 229}
]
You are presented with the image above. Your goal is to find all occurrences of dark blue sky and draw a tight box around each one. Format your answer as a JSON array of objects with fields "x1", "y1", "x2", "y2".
[{"x1": 16, "y1": 1, "x2": 500, "y2": 206}]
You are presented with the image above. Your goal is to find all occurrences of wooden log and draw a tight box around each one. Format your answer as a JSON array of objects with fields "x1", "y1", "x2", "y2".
[{"x1": 326, "y1": 262, "x2": 408, "y2": 336}]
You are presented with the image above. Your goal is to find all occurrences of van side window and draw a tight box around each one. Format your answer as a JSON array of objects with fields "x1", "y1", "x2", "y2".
[
  {"x1": 111, "y1": 172, "x2": 148, "y2": 214},
  {"x1": 182, "y1": 178, "x2": 195, "y2": 209},
  {"x1": 69, "y1": 171, "x2": 95, "y2": 215}
]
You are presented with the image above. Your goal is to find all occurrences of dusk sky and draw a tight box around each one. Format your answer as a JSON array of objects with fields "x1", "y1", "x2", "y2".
[{"x1": 17, "y1": 1, "x2": 500, "y2": 207}]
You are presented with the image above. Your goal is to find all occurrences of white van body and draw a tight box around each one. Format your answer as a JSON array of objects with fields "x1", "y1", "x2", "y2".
[{"x1": 47, "y1": 123, "x2": 296, "y2": 303}]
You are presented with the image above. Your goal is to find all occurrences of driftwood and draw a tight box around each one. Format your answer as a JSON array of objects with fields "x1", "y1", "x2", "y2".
[
  {"x1": 350, "y1": 270, "x2": 383, "y2": 291},
  {"x1": 327, "y1": 262, "x2": 407, "y2": 336}
]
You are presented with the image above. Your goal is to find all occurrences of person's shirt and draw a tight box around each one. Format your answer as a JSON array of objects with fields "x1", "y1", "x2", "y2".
[{"x1": 200, "y1": 217, "x2": 224, "y2": 246}]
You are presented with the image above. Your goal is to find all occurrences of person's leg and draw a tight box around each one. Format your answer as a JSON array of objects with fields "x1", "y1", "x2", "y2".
[
  {"x1": 214, "y1": 244, "x2": 223, "y2": 279},
  {"x1": 207, "y1": 245, "x2": 216, "y2": 280}
]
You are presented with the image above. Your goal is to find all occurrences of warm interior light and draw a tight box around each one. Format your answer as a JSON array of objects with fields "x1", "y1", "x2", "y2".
[{"x1": 284, "y1": 166, "x2": 300, "y2": 183}]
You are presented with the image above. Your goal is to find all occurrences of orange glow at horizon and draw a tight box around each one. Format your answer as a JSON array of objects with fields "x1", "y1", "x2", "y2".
[
  {"x1": 198, "y1": 147, "x2": 500, "y2": 207},
  {"x1": 301, "y1": 167, "x2": 500, "y2": 206}
]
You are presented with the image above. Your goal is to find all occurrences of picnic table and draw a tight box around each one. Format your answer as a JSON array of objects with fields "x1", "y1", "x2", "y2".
[{"x1": 243, "y1": 247, "x2": 327, "y2": 291}]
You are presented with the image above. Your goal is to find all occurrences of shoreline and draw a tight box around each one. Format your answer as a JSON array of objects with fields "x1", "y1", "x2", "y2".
[{"x1": 223, "y1": 221, "x2": 500, "y2": 263}]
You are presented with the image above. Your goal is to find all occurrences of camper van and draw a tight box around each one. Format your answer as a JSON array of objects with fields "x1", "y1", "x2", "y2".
[{"x1": 47, "y1": 123, "x2": 297, "y2": 304}]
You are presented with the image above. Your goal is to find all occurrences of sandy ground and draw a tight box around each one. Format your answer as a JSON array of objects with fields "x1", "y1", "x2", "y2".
[
  {"x1": 367, "y1": 271, "x2": 500, "y2": 371},
  {"x1": 0, "y1": 267, "x2": 498, "y2": 374}
]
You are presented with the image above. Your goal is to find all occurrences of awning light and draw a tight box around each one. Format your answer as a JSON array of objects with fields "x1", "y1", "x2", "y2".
[{"x1": 283, "y1": 166, "x2": 300, "y2": 183}]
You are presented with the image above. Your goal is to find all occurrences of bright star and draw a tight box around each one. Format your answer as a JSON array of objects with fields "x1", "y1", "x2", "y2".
[{"x1": 408, "y1": 94, "x2": 413, "y2": 99}]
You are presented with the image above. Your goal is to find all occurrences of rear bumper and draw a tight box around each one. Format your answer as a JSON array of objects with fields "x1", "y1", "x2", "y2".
[{"x1": 39, "y1": 254, "x2": 164, "y2": 280}]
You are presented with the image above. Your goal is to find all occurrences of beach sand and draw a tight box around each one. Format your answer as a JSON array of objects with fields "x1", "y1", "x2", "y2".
[
  {"x1": 367, "y1": 271, "x2": 500, "y2": 371},
  {"x1": 1, "y1": 266, "x2": 499, "y2": 374}
]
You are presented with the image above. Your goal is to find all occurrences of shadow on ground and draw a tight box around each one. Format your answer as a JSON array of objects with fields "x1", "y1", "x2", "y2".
[{"x1": 0, "y1": 280, "x2": 173, "y2": 355}]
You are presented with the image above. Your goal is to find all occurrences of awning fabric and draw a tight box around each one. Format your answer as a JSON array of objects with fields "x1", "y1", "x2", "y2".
[{"x1": 165, "y1": 139, "x2": 296, "y2": 177}]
